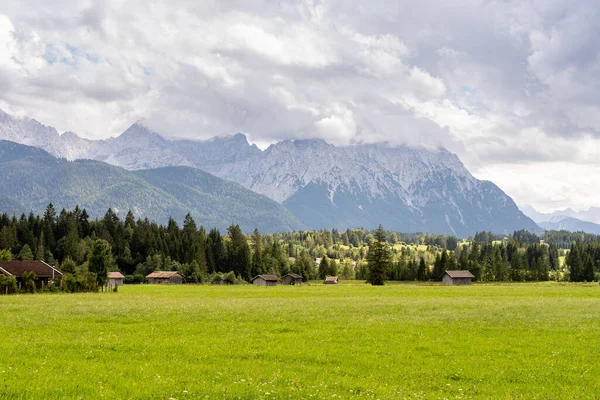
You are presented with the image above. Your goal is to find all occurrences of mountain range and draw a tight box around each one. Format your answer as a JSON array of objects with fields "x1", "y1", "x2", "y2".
[
  {"x1": 0, "y1": 109, "x2": 541, "y2": 236},
  {"x1": 521, "y1": 205, "x2": 600, "y2": 234},
  {"x1": 0, "y1": 141, "x2": 300, "y2": 233}
]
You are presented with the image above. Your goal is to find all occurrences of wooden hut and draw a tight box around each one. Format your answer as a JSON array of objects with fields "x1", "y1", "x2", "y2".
[
  {"x1": 441, "y1": 270, "x2": 474, "y2": 286},
  {"x1": 324, "y1": 276, "x2": 339, "y2": 284},
  {"x1": 0, "y1": 260, "x2": 63, "y2": 289},
  {"x1": 146, "y1": 271, "x2": 184, "y2": 284},
  {"x1": 252, "y1": 275, "x2": 279, "y2": 287},
  {"x1": 108, "y1": 272, "x2": 124, "y2": 287},
  {"x1": 282, "y1": 273, "x2": 303, "y2": 285}
]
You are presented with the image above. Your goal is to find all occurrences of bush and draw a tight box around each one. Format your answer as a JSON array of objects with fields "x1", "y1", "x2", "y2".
[
  {"x1": 62, "y1": 274, "x2": 77, "y2": 293},
  {"x1": 210, "y1": 273, "x2": 224, "y2": 284},
  {"x1": 223, "y1": 271, "x2": 237, "y2": 284},
  {"x1": 0, "y1": 275, "x2": 17, "y2": 294},
  {"x1": 21, "y1": 271, "x2": 37, "y2": 294},
  {"x1": 124, "y1": 274, "x2": 145, "y2": 284}
]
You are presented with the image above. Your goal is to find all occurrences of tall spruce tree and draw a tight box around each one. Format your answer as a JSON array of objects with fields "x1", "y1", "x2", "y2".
[
  {"x1": 318, "y1": 256, "x2": 330, "y2": 279},
  {"x1": 417, "y1": 257, "x2": 429, "y2": 281},
  {"x1": 567, "y1": 241, "x2": 583, "y2": 282},
  {"x1": 365, "y1": 225, "x2": 392, "y2": 286},
  {"x1": 88, "y1": 239, "x2": 112, "y2": 289}
]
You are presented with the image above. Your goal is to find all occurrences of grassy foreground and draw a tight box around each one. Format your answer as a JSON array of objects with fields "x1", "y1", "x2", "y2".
[{"x1": 1, "y1": 283, "x2": 600, "y2": 399}]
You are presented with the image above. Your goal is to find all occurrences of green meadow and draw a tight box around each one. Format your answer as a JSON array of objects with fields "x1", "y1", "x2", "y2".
[{"x1": 1, "y1": 283, "x2": 600, "y2": 399}]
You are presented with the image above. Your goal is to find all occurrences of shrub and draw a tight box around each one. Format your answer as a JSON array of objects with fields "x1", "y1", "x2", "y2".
[
  {"x1": 21, "y1": 271, "x2": 37, "y2": 294},
  {"x1": 0, "y1": 275, "x2": 17, "y2": 294},
  {"x1": 62, "y1": 274, "x2": 77, "y2": 293},
  {"x1": 211, "y1": 273, "x2": 224, "y2": 284}
]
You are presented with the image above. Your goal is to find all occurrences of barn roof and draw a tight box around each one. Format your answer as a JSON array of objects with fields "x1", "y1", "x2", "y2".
[
  {"x1": 146, "y1": 271, "x2": 182, "y2": 278},
  {"x1": 325, "y1": 276, "x2": 338, "y2": 282},
  {"x1": 442, "y1": 270, "x2": 475, "y2": 279},
  {"x1": 108, "y1": 272, "x2": 125, "y2": 279},
  {"x1": 283, "y1": 273, "x2": 302, "y2": 279},
  {"x1": 0, "y1": 260, "x2": 62, "y2": 278},
  {"x1": 252, "y1": 274, "x2": 279, "y2": 282}
]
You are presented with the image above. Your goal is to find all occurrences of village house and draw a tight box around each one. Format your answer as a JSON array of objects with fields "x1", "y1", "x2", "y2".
[
  {"x1": 146, "y1": 271, "x2": 184, "y2": 284},
  {"x1": 108, "y1": 272, "x2": 125, "y2": 287},
  {"x1": 0, "y1": 260, "x2": 63, "y2": 289},
  {"x1": 282, "y1": 273, "x2": 303, "y2": 285},
  {"x1": 324, "y1": 276, "x2": 339, "y2": 284},
  {"x1": 252, "y1": 274, "x2": 279, "y2": 286},
  {"x1": 441, "y1": 270, "x2": 475, "y2": 286}
]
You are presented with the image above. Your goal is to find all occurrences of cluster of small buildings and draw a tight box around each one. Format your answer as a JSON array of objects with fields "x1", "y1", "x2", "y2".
[
  {"x1": 251, "y1": 274, "x2": 338, "y2": 286},
  {"x1": 0, "y1": 260, "x2": 475, "y2": 289}
]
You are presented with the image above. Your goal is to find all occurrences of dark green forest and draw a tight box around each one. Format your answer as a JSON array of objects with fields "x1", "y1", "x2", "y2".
[{"x1": 1, "y1": 205, "x2": 599, "y2": 293}]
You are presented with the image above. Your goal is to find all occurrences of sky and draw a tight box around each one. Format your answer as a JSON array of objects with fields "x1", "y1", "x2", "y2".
[{"x1": 0, "y1": 0, "x2": 599, "y2": 213}]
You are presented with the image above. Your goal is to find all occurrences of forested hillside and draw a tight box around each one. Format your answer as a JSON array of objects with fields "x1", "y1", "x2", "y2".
[{"x1": 0, "y1": 141, "x2": 301, "y2": 233}]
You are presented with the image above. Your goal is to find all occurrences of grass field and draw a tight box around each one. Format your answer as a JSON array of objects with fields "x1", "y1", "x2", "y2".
[{"x1": 1, "y1": 283, "x2": 600, "y2": 399}]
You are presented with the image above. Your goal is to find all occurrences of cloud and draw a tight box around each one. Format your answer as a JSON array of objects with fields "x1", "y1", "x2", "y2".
[{"x1": 0, "y1": 0, "x2": 599, "y2": 211}]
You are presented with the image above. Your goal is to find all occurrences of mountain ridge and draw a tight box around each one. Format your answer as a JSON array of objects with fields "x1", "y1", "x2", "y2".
[
  {"x1": 0, "y1": 140, "x2": 302, "y2": 233},
  {"x1": 0, "y1": 109, "x2": 540, "y2": 236}
]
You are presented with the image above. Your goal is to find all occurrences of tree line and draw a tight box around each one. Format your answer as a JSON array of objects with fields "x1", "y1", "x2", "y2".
[{"x1": 0, "y1": 205, "x2": 599, "y2": 293}]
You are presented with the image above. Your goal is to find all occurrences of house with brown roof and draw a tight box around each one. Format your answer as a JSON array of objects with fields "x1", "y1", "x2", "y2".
[
  {"x1": 146, "y1": 271, "x2": 183, "y2": 284},
  {"x1": 324, "y1": 276, "x2": 339, "y2": 284},
  {"x1": 252, "y1": 274, "x2": 279, "y2": 286},
  {"x1": 108, "y1": 272, "x2": 125, "y2": 287},
  {"x1": 441, "y1": 270, "x2": 474, "y2": 286},
  {"x1": 282, "y1": 273, "x2": 303, "y2": 285},
  {"x1": 0, "y1": 260, "x2": 63, "y2": 288}
]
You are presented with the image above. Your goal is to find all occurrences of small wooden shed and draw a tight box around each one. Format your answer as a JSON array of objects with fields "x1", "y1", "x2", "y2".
[
  {"x1": 252, "y1": 274, "x2": 279, "y2": 287},
  {"x1": 441, "y1": 270, "x2": 474, "y2": 286},
  {"x1": 0, "y1": 260, "x2": 63, "y2": 289},
  {"x1": 282, "y1": 273, "x2": 303, "y2": 285},
  {"x1": 108, "y1": 272, "x2": 124, "y2": 287},
  {"x1": 324, "y1": 276, "x2": 339, "y2": 284},
  {"x1": 146, "y1": 271, "x2": 184, "y2": 284}
]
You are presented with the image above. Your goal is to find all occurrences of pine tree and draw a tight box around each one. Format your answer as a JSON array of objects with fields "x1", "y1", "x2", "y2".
[
  {"x1": 318, "y1": 256, "x2": 330, "y2": 279},
  {"x1": 61, "y1": 257, "x2": 78, "y2": 275},
  {"x1": 433, "y1": 253, "x2": 443, "y2": 280},
  {"x1": 18, "y1": 244, "x2": 34, "y2": 261},
  {"x1": 568, "y1": 241, "x2": 583, "y2": 282},
  {"x1": 250, "y1": 229, "x2": 264, "y2": 277},
  {"x1": 365, "y1": 225, "x2": 392, "y2": 286},
  {"x1": 226, "y1": 225, "x2": 251, "y2": 281},
  {"x1": 328, "y1": 258, "x2": 338, "y2": 276},
  {"x1": 583, "y1": 253, "x2": 595, "y2": 282},
  {"x1": 417, "y1": 257, "x2": 428, "y2": 281},
  {"x1": 88, "y1": 239, "x2": 112, "y2": 289}
]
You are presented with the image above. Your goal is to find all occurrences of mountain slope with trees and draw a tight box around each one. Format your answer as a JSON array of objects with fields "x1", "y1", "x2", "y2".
[
  {"x1": 0, "y1": 141, "x2": 302, "y2": 233},
  {"x1": 0, "y1": 110, "x2": 540, "y2": 236}
]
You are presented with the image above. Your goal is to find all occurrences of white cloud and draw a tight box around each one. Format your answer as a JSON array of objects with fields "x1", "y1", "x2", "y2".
[{"x1": 0, "y1": 0, "x2": 599, "y2": 211}]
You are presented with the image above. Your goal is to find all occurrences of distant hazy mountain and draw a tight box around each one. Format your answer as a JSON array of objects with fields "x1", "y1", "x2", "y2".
[
  {"x1": 538, "y1": 218, "x2": 600, "y2": 234},
  {"x1": 0, "y1": 141, "x2": 302, "y2": 233},
  {"x1": 0, "y1": 109, "x2": 540, "y2": 236},
  {"x1": 522, "y1": 204, "x2": 600, "y2": 225}
]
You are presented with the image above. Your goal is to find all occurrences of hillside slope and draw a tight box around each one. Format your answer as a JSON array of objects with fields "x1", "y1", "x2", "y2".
[{"x1": 0, "y1": 141, "x2": 302, "y2": 232}]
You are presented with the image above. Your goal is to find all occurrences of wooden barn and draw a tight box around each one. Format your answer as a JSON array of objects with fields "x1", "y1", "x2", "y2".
[
  {"x1": 146, "y1": 271, "x2": 184, "y2": 284},
  {"x1": 252, "y1": 275, "x2": 279, "y2": 286},
  {"x1": 282, "y1": 273, "x2": 303, "y2": 285},
  {"x1": 324, "y1": 276, "x2": 339, "y2": 284},
  {"x1": 108, "y1": 272, "x2": 124, "y2": 287},
  {"x1": 0, "y1": 260, "x2": 63, "y2": 289},
  {"x1": 441, "y1": 270, "x2": 474, "y2": 286}
]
